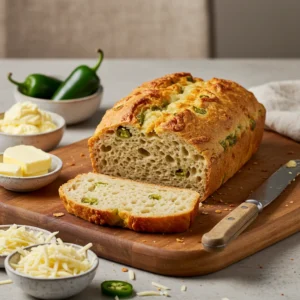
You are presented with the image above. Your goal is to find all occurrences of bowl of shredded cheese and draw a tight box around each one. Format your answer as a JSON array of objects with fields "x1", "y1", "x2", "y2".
[
  {"x1": 0, "y1": 224, "x2": 57, "y2": 268},
  {"x1": 4, "y1": 240, "x2": 98, "y2": 299}
]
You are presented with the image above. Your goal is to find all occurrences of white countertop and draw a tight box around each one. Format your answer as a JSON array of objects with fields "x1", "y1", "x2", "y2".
[{"x1": 0, "y1": 59, "x2": 299, "y2": 300}]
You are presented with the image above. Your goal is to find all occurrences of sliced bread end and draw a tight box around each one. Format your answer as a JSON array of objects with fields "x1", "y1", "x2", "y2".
[{"x1": 59, "y1": 173, "x2": 200, "y2": 233}]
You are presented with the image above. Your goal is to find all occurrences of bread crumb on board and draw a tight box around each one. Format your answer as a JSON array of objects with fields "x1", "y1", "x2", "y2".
[
  {"x1": 53, "y1": 212, "x2": 65, "y2": 217},
  {"x1": 176, "y1": 238, "x2": 184, "y2": 243},
  {"x1": 215, "y1": 210, "x2": 222, "y2": 214},
  {"x1": 80, "y1": 153, "x2": 86, "y2": 157},
  {"x1": 286, "y1": 160, "x2": 297, "y2": 168},
  {"x1": 122, "y1": 267, "x2": 128, "y2": 272}
]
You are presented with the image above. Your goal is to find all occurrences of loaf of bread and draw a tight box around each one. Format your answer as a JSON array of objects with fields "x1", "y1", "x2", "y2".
[
  {"x1": 89, "y1": 73, "x2": 266, "y2": 200},
  {"x1": 59, "y1": 173, "x2": 200, "y2": 233}
]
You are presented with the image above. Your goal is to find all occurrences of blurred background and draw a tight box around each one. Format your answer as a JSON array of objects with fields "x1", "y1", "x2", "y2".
[{"x1": 0, "y1": 0, "x2": 299, "y2": 59}]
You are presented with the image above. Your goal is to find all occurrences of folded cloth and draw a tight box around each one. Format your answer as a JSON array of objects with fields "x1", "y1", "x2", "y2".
[{"x1": 250, "y1": 80, "x2": 300, "y2": 142}]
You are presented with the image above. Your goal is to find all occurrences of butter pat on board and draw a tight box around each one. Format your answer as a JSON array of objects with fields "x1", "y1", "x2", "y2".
[
  {"x1": 3, "y1": 145, "x2": 51, "y2": 176},
  {"x1": 0, "y1": 163, "x2": 22, "y2": 176}
]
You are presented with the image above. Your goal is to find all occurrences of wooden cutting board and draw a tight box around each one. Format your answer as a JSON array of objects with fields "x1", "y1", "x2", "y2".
[{"x1": 0, "y1": 131, "x2": 299, "y2": 276}]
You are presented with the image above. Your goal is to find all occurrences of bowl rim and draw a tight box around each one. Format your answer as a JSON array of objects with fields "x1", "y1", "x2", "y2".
[
  {"x1": 0, "y1": 111, "x2": 66, "y2": 138},
  {"x1": 0, "y1": 153, "x2": 63, "y2": 180},
  {"x1": 14, "y1": 85, "x2": 103, "y2": 104},
  {"x1": 5, "y1": 242, "x2": 99, "y2": 281},
  {"x1": 0, "y1": 225, "x2": 55, "y2": 258}
]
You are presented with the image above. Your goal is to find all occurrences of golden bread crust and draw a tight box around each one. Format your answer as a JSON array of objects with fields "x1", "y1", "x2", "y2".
[{"x1": 89, "y1": 73, "x2": 266, "y2": 198}]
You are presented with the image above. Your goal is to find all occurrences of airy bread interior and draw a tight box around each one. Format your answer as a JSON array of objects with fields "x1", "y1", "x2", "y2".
[
  {"x1": 91, "y1": 126, "x2": 207, "y2": 198},
  {"x1": 61, "y1": 173, "x2": 199, "y2": 217}
]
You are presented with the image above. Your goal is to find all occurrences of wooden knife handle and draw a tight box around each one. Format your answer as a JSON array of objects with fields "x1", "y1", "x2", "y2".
[{"x1": 201, "y1": 202, "x2": 259, "y2": 252}]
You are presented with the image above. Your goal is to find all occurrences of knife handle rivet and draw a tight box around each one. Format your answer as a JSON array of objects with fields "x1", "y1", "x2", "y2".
[
  {"x1": 227, "y1": 217, "x2": 235, "y2": 221},
  {"x1": 241, "y1": 205, "x2": 248, "y2": 209}
]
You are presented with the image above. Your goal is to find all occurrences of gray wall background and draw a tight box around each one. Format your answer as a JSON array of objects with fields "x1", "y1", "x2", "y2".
[{"x1": 213, "y1": 0, "x2": 300, "y2": 58}]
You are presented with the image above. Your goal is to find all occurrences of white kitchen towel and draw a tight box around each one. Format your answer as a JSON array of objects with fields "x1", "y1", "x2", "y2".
[{"x1": 249, "y1": 80, "x2": 300, "y2": 142}]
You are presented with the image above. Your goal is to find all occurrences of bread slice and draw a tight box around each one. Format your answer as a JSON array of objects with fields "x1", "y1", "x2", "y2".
[{"x1": 59, "y1": 173, "x2": 200, "y2": 233}]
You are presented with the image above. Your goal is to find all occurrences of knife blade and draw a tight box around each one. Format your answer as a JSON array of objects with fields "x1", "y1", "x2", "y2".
[{"x1": 202, "y1": 160, "x2": 300, "y2": 252}]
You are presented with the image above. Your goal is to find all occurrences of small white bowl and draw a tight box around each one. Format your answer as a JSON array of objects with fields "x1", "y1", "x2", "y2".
[
  {"x1": 0, "y1": 225, "x2": 55, "y2": 268},
  {"x1": 5, "y1": 243, "x2": 99, "y2": 300},
  {"x1": 0, "y1": 153, "x2": 62, "y2": 192},
  {"x1": 0, "y1": 111, "x2": 65, "y2": 152},
  {"x1": 14, "y1": 87, "x2": 103, "y2": 125}
]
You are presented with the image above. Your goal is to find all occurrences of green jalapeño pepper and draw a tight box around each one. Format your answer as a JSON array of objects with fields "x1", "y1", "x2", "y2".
[
  {"x1": 52, "y1": 49, "x2": 104, "y2": 101},
  {"x1": 101, "y1": 280, "x2": 133, "y2": 298},
  {"x1": 8, "y1": 73, "x2": 62, "y2": 99}
]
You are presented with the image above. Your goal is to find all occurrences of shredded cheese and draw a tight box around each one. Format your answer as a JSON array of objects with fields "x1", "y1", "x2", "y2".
[
  {"x1": 128, "y1": 269, "x2": 135, "y2": 280},
  {"x1": 181, "y1": 285, "x2": 187, "y2": 291},
  {"x1": 0, "y1": 225, "x2": 57, "y2": 255},
  {"x1": 137, "y1": 291, "x2": 164, "y2": 296},
  {"x1": 152, "y1": 282, "x2": 170, "y2": 290},
  {"x1": 12, "y1": 243, "x2": 93, "y2": 278},
  {"x1": 0, "y1": 279, "x2": 13, "y2": 285}
]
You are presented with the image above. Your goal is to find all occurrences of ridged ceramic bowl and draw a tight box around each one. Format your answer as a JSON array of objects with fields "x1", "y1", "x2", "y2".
[
  {"x1": 0, "y1": 111, "x2": 65, "y2": 152},
  {"x1": 0, "y1": 225, "x2": 55, "y2": 268},
  {"x1": 0, "y1": 153, "x2": 63, "y2": 192},
  {"x1": 5, "y1": 243, "x2": 99, "y2": 299},
  {"x1": 14, "y1": 87, "x2": 103, "y2": 125}
]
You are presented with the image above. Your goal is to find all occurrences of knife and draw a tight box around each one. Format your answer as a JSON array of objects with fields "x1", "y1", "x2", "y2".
[{"x1": 201, "y1": 160, "x2": 300, "y2": 252}]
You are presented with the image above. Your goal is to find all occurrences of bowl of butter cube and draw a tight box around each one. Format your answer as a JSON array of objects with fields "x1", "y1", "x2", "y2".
[{"x1": 0, "y1": 145, "x2": 62, "y2": 192}]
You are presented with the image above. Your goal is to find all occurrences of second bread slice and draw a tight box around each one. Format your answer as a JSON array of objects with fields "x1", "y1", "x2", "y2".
[{"x1": 59, "y1": 173, "x2": 200, "y2": 233}]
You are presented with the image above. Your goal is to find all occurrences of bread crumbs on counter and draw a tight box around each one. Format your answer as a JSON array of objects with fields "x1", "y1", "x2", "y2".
[
  {"x1": 229, "y1": 204, "x2": 235, "y2": 207},
  {"x1": 223, "y1": 208, "x2": 229, "y2": 211},
  {"x1": 215, "y1": 210, "x2": 222, "y2": 214},
  {"x1": 122, "y1": 267, "x2": 128, "y2": 272},
  {"x1": 201, "y1": 211, "x2": 209, "y2": 215},
  {"x1": 285, "y1": 205, "x2": 289, "y2": 207},
  {"x1": 290, "y1": 201, "x2": 294, "y2": 204},
  {"x1": 286, "y1": 160, "x2": 297, "y2": 168},
  {"x1": 176, "y1": 238, "x2": 184, "y2": 243},
  {"x1": 80, "y1": 153, "x2": 85, "y2": 157},
  {"x1": 67, "y1": 162, "x2": 76, "y2": 166},
  {"x1": 53, "y1": 212, "x2": 65, "y2": 217}
]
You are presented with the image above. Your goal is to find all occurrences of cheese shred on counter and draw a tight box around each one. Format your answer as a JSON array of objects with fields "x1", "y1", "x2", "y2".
[
  {"x1": 0, "y1": 224, "x2": 54, "y2": 255},
  {"x1": 12, "y1": 242, "x2": 93, "y2": 278}
]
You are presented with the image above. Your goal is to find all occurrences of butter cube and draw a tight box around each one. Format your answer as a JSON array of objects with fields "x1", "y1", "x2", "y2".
[
  {"x1": 23, "y1": 169, "x2": 48, "y2": 177},
  {"x1": 0, "y1": 163, "x2": 22, "y2": 176},
  {"x1": 3, "y1": 145, "x2": 51, "y2": 176}
]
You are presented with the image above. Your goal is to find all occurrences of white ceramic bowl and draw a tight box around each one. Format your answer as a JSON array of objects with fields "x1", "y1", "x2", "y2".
[
  {"x1": 5, "y1": 243, "x2": 99, "y2": 300},
  {"x1": 0, "y1": 111, "x2": 65, "y2": 152},
  {"x1": 0, "y1": 225, "x2": 56, "y2": 268},
  {"x1": 0, "y1": 153, "x2": 62, "y2": 192},
  {"x1": 14, "y1": 87, "x2": 103, "y2": 125}
]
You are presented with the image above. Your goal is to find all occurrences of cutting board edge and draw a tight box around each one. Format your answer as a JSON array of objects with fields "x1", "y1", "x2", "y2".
[{"x1": 1, "y1": 200, "x2": 299, "y2": 276}]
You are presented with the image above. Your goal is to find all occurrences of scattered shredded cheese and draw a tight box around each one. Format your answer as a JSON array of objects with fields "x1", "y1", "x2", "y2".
[
  {"x1": 137, "y1": 290, "x2": 169, "y2": 297},
  {"x1": 128, "y1": 269, "x2": 135, "y2": 280},
  {"x1": 286, "y1": 160, "x2": 297, "y2": 168},
  {"x1": 12, "y1": 243, "x2": 93, "y2": 278},
  {"x1": 0, "y1": 225, "x2": 57, "y2": 255},
  {"x1": 152, "y1": 282, "x2": 170, "y2": 290},
  {"x1": 0, "y1": 279, "x2": 13, "y2": 285},
  {"x1": 181, "y1": 285, "x2": 187, "y2": 291}
]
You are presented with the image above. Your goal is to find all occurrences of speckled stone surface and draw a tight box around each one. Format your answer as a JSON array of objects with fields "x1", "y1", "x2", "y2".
[{"x1": 0, "y1": 59, "x2": 299, "y2": 300}]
